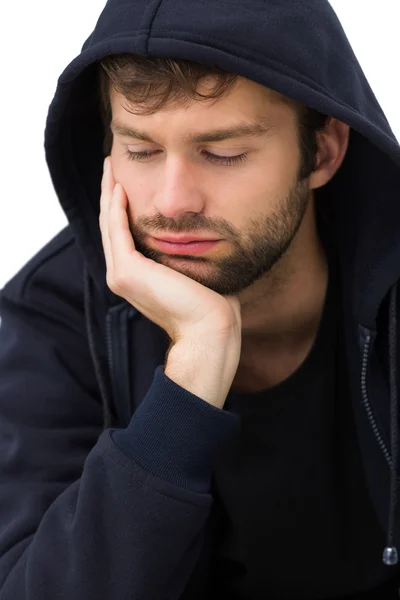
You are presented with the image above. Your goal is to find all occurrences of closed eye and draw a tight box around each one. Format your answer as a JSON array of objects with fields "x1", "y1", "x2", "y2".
[{"x1": 123, "y1": 149, "x2": 248, "y2": 166}]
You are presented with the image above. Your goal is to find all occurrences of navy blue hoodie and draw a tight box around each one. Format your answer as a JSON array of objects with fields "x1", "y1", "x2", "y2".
[{"x1": 1, "y1": 0, "x2": 400, "y2": 598}]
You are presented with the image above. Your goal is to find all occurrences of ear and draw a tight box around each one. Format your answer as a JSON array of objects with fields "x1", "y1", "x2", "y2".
[{"x1": 308, "y1": 118, "x2": 350, "y2": 190}]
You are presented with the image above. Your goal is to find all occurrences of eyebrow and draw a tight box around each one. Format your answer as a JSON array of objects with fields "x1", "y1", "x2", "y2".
[{"x1": 110, "y1": 117, "x2": 276, "y2": 143}]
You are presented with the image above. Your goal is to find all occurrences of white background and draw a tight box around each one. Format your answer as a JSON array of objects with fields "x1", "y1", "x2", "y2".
[{"x1": 0, "y1": 0, "x2": 399, "y2": 289}]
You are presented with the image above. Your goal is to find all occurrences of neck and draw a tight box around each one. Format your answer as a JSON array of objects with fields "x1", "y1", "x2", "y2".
[{"x1": 237, "y1": 196, "x2": 329, "y2": 358}]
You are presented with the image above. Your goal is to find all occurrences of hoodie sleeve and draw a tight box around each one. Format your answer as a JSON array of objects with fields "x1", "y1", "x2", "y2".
[{"x1": 0, "y1": 246, "x2": 239, "y2": 599}]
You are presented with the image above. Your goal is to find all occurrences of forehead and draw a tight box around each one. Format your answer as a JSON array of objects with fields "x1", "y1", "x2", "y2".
[{"x1": 109, "y1": 75, "x2": 293, "y2": 118}]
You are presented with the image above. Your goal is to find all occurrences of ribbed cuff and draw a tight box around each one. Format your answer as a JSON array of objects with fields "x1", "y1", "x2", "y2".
[{"x1": 111, "y1": 365, "x2": 240, "y2": 493}]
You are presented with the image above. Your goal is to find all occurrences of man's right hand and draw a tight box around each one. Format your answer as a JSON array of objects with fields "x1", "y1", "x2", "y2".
[
  {"x1": 165, "y1": 331, "x2": 241, "y2": 409},
  {"x1": 100, "y1": 155, "x2": 242, "y2": 344}
]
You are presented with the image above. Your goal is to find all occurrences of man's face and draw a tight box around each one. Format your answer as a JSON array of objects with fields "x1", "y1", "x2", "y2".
[{"x1": 109, "y1": 76, "x2": 310, "y2": 296}]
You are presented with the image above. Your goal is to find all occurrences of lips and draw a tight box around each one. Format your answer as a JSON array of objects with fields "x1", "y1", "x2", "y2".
[
  {"x1": 154, "y1": 236, "x2": 219, "y2": 243},
  {"x1": 151, "y1": 237, "x2": 221, "y2": 255}
]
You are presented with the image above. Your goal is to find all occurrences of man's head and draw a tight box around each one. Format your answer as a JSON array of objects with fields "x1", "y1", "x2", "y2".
[{"x1": 97, "y1": 54, "x2": 349, "y2": 297}]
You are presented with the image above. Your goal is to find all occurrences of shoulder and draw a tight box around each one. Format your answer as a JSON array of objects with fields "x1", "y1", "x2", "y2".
[{"x1": 0, "y1": 225, "x2": 87, "y2": 335}]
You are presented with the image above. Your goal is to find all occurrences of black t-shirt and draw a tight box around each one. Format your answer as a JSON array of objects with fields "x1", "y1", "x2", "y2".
[{"x1": 182, "y1": 245, "x2": 400, "y2": 599}]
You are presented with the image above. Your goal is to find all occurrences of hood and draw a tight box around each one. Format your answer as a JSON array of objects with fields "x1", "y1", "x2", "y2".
[
  {"x1": 44, "y1": 0, "x2": 400, "y2": 327},
  {"x1": 44, "y1": 0, "x2": 400, "y2": 567}
]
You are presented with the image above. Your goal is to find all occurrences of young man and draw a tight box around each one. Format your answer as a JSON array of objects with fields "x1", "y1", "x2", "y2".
[{"x1": 1, "y1": 0, "x2": 400, "y2": 598}]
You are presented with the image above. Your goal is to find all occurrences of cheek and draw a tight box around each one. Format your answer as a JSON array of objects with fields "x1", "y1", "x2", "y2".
[
  {"x1": 125, "y1": 182, "x2": 147, "y2": 222},
  {"x1": 253, "y1": 141, "x2": 300, "y2": 199},
  {"x1": 228, "y1": 148, "x2": 299, "y2": 223},
  {"x1": 110, "y1": 157, "x2": 152, "y2": 220}
]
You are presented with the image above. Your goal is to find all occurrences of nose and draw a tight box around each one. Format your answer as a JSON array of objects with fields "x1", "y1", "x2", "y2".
[{"x1": 152, "y1": 156, "x2": 205, "y2": 217}]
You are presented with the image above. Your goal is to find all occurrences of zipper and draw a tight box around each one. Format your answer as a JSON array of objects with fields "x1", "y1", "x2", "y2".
[
  {"x1": 360, "y1": 331, "x2": 391, "y2": 466},
  {"x1": 105, "y1": 310, "x2": 114, "y2": 387},
  {"x1": 105, "y1": 302, "x2": 136, "y2": 425}
]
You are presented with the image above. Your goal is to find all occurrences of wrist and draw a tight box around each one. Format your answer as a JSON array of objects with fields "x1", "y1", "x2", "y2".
[{"x1": 165, "y1": 335, "x2": 240, "y2": 409}]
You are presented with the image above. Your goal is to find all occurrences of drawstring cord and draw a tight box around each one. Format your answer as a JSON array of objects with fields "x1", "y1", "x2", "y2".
[
  {"x1": 83, "y1": 265, "x2": 114, "y2": 430},
  {"x1": 383, "y1": 281, "x2": 399, "y2": 566}
]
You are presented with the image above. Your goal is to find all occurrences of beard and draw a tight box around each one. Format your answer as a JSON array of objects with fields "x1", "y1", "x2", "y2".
[{"x1": 130, "y1": 175, "x2": 310, "y2": 296}]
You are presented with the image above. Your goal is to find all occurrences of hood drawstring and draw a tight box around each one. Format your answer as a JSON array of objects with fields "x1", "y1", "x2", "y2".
[
  {"x1": 83, "y1": 265, "x2": 114, "y2": 431},
  {"x1": 383, "y1": 281, "x2": 399, "y2": 566}
]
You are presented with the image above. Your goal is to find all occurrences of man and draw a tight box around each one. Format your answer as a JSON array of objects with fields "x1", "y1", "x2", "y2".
[{"x1": 1, "y1": 0, "x2": 400, "y2": 598}]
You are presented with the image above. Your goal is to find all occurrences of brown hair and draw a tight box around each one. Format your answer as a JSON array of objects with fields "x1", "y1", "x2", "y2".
[{"x1": 97, "y1": 53, "x2": 329, "y2": 180}]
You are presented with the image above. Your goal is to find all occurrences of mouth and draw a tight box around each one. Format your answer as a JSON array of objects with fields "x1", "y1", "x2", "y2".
[{"x1": 150, "y1": 237, "x2": 221, "y2": 255}]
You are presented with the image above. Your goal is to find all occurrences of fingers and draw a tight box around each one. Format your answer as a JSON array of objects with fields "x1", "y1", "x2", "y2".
[
  {"x1": 99, "y1": 156, "x2": 115, "y2": 275},
  {"x1": 108, "y1": 182, "x2": 140, "y2": 288},
  {"x1": 99, "y1": 157, "x2": 145, "y2": 294}
]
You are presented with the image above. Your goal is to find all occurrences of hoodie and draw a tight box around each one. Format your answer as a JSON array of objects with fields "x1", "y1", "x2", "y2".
[{"x1": 1, "y1": 0, "x2": 400, "y2": 598}]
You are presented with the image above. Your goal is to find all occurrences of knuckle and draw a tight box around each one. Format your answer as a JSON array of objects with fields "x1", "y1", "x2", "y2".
[
  {"x1": 105, "y1": 273, "x2": 114, "y2": 291},
  {"x1": 112, "y1": 269, "x2": 128, "y2": 291},
  {"x1": 106, "y1": 272, "x2": 119, "y2": 293}
]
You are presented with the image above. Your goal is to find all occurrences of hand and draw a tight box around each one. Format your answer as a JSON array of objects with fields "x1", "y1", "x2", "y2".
[{"x1": 99, "y1": 157, "x2": 242, "y2": 345}]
